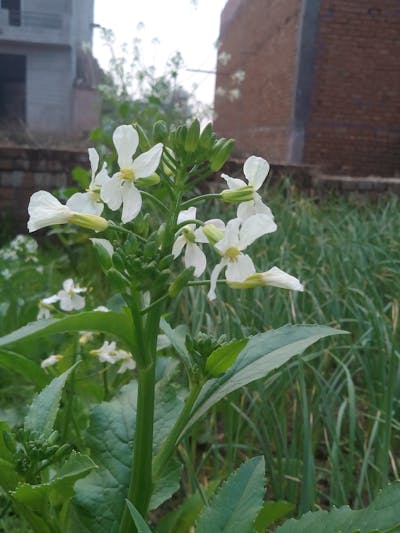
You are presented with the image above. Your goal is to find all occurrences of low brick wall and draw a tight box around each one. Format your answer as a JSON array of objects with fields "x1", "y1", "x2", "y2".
[{"x1": 0, "y1": 146, "x2": 87, "y2": 231}]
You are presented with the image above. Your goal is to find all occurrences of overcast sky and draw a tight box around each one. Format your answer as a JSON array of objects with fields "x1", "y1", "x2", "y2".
[{"x1": 92, "y1": 0, "x2": 227, "y2": 105}]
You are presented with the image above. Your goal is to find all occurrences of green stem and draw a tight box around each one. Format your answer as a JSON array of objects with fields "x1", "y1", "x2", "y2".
[
  {"x1": 140, "y1": 190, "x2": 169, "y2": 212},
  {"x1": 181, "y1": 193, "x2": 221, "y2": 209},
  {"x1": 152, "y1": 382, "x2": 203, "y2": 480},
  {"x1": 120, "y1": 302, "x2": 163, "y2": 533}
]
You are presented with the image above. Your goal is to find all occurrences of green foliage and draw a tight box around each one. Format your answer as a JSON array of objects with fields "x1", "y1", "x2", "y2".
[
  {"x1": 0, "y1": 310, "x2": 136, "y2": 353},
  {"x1": 196, "y1": 456, "x2": 265, "y2": 533},
  {"x1": 126, "y1": 500, "x2": 153, "y2": 533},
  {"x1": 275, "y1": 482, "x2": 400, "y2": 533},
  {"x1": 24, "y1": 364, "x2": 77, "y2": 439},
  {"x1": 72, "y1": 369, "x2": 185, "y2": 532},
  {"x1": 254, "y1": 501, "x2": 295, "y2": 531},
  {"x1": 186, "y1": 325, "x2": 347, "y2": 430}
]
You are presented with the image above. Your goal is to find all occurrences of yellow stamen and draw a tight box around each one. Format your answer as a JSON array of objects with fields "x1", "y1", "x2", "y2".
[
  {"x1": 225, "y1": 247, "x2": 240, "y2": 260},
  {"x1": 120, "y1": 168, "x2": 135, "y2": 181}
]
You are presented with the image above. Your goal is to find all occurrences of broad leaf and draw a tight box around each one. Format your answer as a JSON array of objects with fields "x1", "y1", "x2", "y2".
[
  {"x1": 0, "y1": 457, "x2": 19, "y2": 492},
  {"x1": 196, "y1": 456, "x2": 265, "y2": 533},
  {"x1": 155, "y1": 480, "x2": 220, "y2": 533},
  {"x1": 159, "y1": 318, "x2": 190, "y2": 367},
  {"x1": 276, "y1": 481, "x2": 400, "y2": 532},
  {"x1": 0, "y1": 310, "x2": 135, "y2": 352},
  {"x1": 24, "y1": 364, "x2": 78, "y2": 439},
  {"x1": 186, "y1": 325, "x2": 347, "y2": 431},
  {"x1": 206, "y1": 339, "x2": 248, "y2": 377},
  {"x1": 0, "y1": 348, "x2": 48, "y2": 388},
  {"x1": 255, "y1": 501, "x2": 295, "y2": 531},
  {"x1": 72, "y1": 370, "x2": 185, "y2": 532},
  {"x1": 126, "y1": 500, "x2": 153, "y2": 533}
]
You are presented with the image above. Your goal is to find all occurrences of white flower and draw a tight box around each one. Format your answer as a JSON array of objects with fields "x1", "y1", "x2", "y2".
[
  {"x1": 221, "y1": 156, "x2": 273, "y2": 222},
  {"x1": 91, "y1": 340, "x2": 135, "y2": 372},
  {"x1": 66, "y1": 148, "x2": 109, "y2": 215},
  {"x1": 41, "y1": 354, "x2": 64, "y2": 369},
  {"x1": 37, "y1": 294, "x2": 59, "y2": 319},
  {"x1": 228, "y1": 266, "x2": 304, "y2": 292},
  {"x1": 172, "y1": 207, "x2": 208, "y2": 277},
  {"x1": 79, "y1": 331, "x2": 95, "y2": 344},
  {"x1": 100, "y1": 125, "x2": 163, "y2": 223},
  {"x1": 116, "y1": 351, "x2": 136, "y2": 374},
  {"x1": 27, "y1": 191, "x2": 108, "y2": 233},
  {"x1": 208, "y1": 215, "x2": 277, "y2": 301},
  {"x1": 57, "y1": 279, "x2": 86, "y2": 311}
]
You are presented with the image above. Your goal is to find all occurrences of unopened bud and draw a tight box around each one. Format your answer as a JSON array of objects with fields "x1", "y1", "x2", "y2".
[
  {"x1": 69, "y1": 213, "x2": 108, "y2": 232},
  {"x1": 135, "y1": 173, "x2": 160, "y2": 188},
  {"x1": 168, "y1": 267, "x2": 195, "y2": 297},
  {"x1": 221, "y1": 186, "x2": 254, "y2": 204},
  {"x1": 202, "y1": 223, "x2": 224, "y2": 246}
]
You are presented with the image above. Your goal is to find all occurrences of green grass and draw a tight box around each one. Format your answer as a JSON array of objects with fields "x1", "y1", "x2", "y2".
[{"x1": 172, "y1": 185, "x2": 400, "y2": 512}]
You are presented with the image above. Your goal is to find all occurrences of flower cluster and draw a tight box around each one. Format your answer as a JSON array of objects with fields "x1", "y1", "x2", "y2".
[
  {"x1": 91, "y1": 341, "x2": 136, "y2": 374},
  {"x1": 27, "y1": 122, "x2": 303, "y2": 303}
]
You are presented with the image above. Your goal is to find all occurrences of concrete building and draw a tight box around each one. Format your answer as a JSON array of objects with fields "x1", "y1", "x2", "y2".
[
  {"x1": 214, "y1": 0, "x2": 400, "y2": 176},
  {"x1": 0, "y1": 0, "x2": 100, "y2": 137}
]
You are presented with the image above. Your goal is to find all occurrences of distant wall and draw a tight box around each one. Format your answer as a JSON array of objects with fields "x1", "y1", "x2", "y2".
[
  {"x1": 303, "y1": 0, "x2": 400, "y2": 175},
  {"x1": 214, "y1": 0, "x2": 302, "y2": 161},
  {"x1": 0, "y1": 146, "x2": 87, "y2": 229}
]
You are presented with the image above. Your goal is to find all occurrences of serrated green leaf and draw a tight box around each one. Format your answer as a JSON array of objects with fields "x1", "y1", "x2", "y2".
[
  {"x1": 254, "y1": 501, "x2": 295, "y2": 531},
  {"x1": 156, "y1": 479, "x2": 220, "y2": 533},
  {"x1": 206, "y1": 338, "x2": 248, "y2": 377},
  {"x1": 71, "y1": 371, "x2": 185, "y2": 532},
  {"x1": 0, "y1": 348, "x2": 48, "y2": 388},
  {"x1": 159, "y1": 318, "x2": 190, "y2": 367},
  {"x1": 24, "y1": 364, "x2": 78, "y2": 439},
  {"x1": 0, "y1": 310, "x2": 135, "y2": 352},
  {"x1": 275, "y1": 481, "x2": 400, "y2": 533},
  {"x1": 196, "y1": 456, "x2": 265, "y2": 533},
  {"x1": 186, "y1": 325, "x2": 347, "y2": 431},
  {"x1": 126, "y1": 500, "x2": 153, "y2": 532},
  {"x1": 149, "y1": 458, "x2": 182, "y2": 511}
]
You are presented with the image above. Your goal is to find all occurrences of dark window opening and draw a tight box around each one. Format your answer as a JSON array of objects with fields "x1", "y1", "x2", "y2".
[
  {"x1": 1, "y1": 0, "x2": 21, "y2": 26},
  {"x1": 0, "y1": 54, "x2": 26, "y2": 123}
]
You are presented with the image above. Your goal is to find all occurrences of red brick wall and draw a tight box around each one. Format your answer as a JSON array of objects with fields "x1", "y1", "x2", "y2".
[
  {"x1": 214, "y1": 0, "x2": 301, "y2": 162},
  {"x1": 304, "y1": 0, "x2": 400, "y2": 175},
  {"x1": 0, "y1": 147, "x2": 87, "y2": 230}
]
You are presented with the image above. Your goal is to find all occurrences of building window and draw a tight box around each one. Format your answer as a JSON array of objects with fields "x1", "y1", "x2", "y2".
[
  {"x1": 1, "y1": 0, "x2": 21, "y2": 26},
  {"x1": 0, "y1": 54, "x2": 26, "y2": 123}
]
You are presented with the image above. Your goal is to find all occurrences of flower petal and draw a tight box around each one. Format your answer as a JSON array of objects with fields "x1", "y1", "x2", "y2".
[
  {"x1": 215, "y1": 218, "x2": 241, "y2": 254},
  {"x1": 132, "y1": 143, "x2": 163, "y2": 178},
  {"x1": 172, "y1": 235, "x2": 186, "y2": 258},
  {"x1": 238, "y1": 214, "x2": 277, "y2": 250},
  {"x1": 113, "y1": 125, "x2": 139, "y2": 169},
  {"x1": 221, "y1": 174, "x2": 247, "y2": 190},
  {"x1": 88, "y1": 147, "x2": 99, "y2": 183},
  {"x1": 121, "y1": 182, "x2": 142, "y2": 223},
  {"x1": 184, "y1": 243, "x2": 206, "y2": 277},
  {"x1": 67, "y1": 192, "x2": 103, "y2": 216},
  {"x1": 237, "y1": 193, "x2": 273, "y2": 221},
  {"x1": 207, "y1": 258, "x2": 228, "y2": 301},
  {"x1": 27, "y1": 191, "x2": 73, "y2": 232},
  {"x1": 100, "y1": 174, "x2": 123, "y2": 211},
  {"x1": 243, "y1": 156, "x2": 269, "y2": 190},
  {"x1": 177, "y1": 206, "x2": 196, "y2": 225},
  {"x1": 225, "y1": 254, "x2": 255, "y2": 282},
  {"x1": 261, "y1": 267, "x2": 304, "y2": 291},
  {"x1": 94, "y1": 164, "x2": 110, "y2": 187}
]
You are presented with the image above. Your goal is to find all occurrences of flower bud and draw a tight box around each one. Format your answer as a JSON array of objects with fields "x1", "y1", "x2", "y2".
[
  {"x1": 221, "y1": 186, "x2": 254, "y2": 204},
  {"x1": 184, "y1": 119, "x2": 200, "y2": 153},
  {"x1": 209, "y1": 138, "x2": 235, "y2": 172},
  {"x1": 202, "y1": 223, "x2": 224, "y2": 246},
  {"x1": 69, "y1": 213, "x2": 108, "y2": 232},
  {"x1": 228, "y1": 267, "x2": 304, "y2": 291},
  {"x1": 135, "y1": 173, "x2": 160, "y2": 188},
  {"x1": 168, "y1": 267, "x2": 195, "y2": 297}
]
